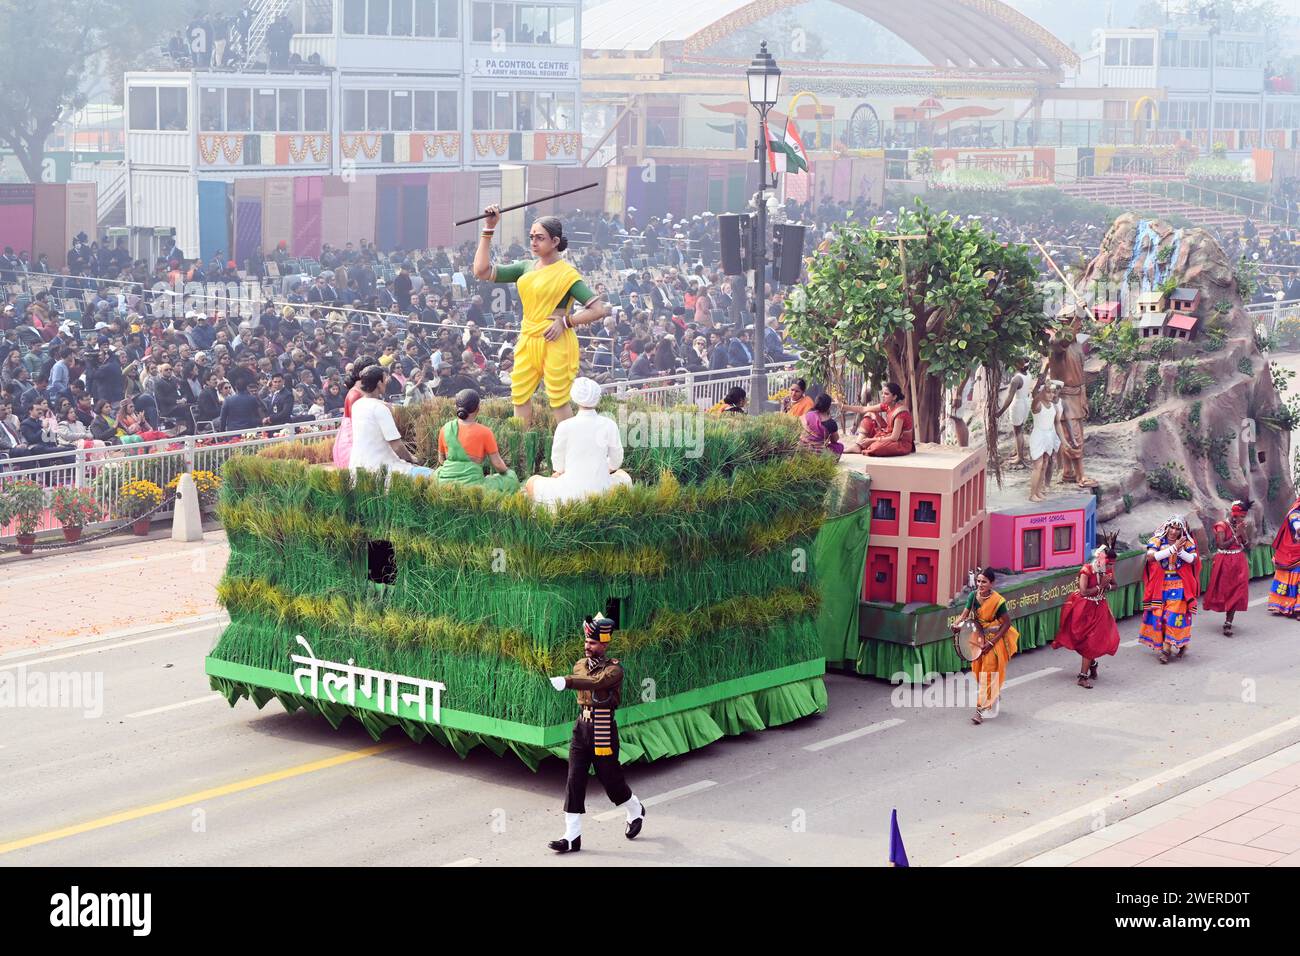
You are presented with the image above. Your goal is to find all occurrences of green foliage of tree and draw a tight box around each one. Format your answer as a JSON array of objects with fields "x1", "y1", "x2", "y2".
[
  {"x1": 782, "y1": 199, "x2": 1047, "y2": 444},
  {"x1": 0, "y1": 0, "x2": 238, "y2": 182}
]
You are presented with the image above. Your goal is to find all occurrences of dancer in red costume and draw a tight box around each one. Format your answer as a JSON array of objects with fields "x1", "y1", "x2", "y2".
[
  {"x1": 1053, "y1": 534, "x2": 1121, "y2": 688},
  {"x1": 1205, "y1": 500, "x2": 1252, "y2": 636}
]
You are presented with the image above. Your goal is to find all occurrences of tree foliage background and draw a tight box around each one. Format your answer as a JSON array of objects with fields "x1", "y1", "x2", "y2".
[
  {"x1": 0, "y1": 0, "x2": 240, "y2": 182},
  {"x1": 782, "y1": 200, "x2": 1049, "y2": 475}
]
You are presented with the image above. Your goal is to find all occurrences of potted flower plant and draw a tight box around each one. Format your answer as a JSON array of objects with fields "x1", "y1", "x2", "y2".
[
  {"x1": 2, "y1": 480, "x2": 47, "y2": 555},
  {"x1": 116, "y1": 479, "x2": 163, "y2": 535},
  {"x1": 51, "y1": 486, "x2": 103, "y2": 543},
  {"x1": 165, "y1": 470, "x2": 223, "y2": 514}
]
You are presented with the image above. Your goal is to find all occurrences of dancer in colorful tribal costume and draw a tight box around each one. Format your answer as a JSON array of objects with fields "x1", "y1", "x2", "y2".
[
  {"x1": 473, "y1": 204, "x2": 610, "y2": 425},
  {"x1": 1053, "y1": 535, "x2": 1120, "y2": 688},
  {"x1": 1139, "y1": 516, "x2": 1202, "y2": 664},
  {"x1": 951, "y1": 569, "x2": 1019, "y2": 725},
  {"x1": 547, "y1": 614, "x2": 644, "y2": 854},
  {"x1": 1205, "y1": 500, "x2": 1252, "y2": 635},
  {"x1": 1268, "y1": 493, "x2": 1300, "y2": 618}
]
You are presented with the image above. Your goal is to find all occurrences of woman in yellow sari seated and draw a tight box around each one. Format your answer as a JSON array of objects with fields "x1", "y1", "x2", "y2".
[
  {"x1": 472, "y1": 204, "x2": 611, "y2": 425},
  {"x1": 434, "y1": 389, "x2": 520, "y2": 493}
]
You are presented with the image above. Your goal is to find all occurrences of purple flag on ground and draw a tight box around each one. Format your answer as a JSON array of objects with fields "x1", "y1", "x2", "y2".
[{"x1": 889, "y1": 808, "x2": 909, "y2": 867}]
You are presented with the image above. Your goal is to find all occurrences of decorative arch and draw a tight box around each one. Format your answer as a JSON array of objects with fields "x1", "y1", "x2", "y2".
[{"x1": 680, "y1": 0, "x2": 1079, "y2": 73}]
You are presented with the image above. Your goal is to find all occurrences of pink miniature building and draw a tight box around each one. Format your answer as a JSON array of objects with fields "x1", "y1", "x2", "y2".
[
  {"x1": 988, "y1": 492, "x2": 1096, "y2": 573},
  {"x1": 844, "y1": 446, "x2": 988, "y2": 607},
  {"x1": 1093, "y1": 301, "x2": 1122, "y2": 324}
]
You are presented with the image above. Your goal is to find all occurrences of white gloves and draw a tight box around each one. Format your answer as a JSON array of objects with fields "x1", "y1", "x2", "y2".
[{"x1": 549, "y1": 676, "x2": 567, "y2": 691}]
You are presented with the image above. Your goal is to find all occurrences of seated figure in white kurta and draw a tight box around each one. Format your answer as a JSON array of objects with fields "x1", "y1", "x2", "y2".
[{"x1": 525, "y1": 377, "x2": 633, "y2": 508}]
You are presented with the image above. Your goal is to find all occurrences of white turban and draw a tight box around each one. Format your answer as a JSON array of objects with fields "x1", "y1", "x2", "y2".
[{"x1": 570, "y1": 377, "x2": 602, "y2": 408}]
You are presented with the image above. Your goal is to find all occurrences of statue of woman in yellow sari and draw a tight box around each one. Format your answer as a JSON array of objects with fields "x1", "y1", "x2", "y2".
[{"x1": 472, "y1": 204, "x2": 611, "y2": 425}]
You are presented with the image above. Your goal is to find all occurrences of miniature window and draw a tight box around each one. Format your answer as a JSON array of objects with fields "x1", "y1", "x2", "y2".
[
  {"x1": 1023, "y1": 528, "x2": 1043, "y2": 568},
  {"x1": 913, "y1": 500, "x2": 937, "y2": 524},
  {"x1": 872, "y1": 497, "x2": 896, "y2": 522},
  {"x1": 1054, "y1": 525, "x2": 1074, "y2": 554}
]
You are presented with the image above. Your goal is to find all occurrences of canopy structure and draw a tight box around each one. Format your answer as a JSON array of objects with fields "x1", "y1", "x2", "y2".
[{"x1": 583, "y1": 0, "x2": 1079, "y2": 75}]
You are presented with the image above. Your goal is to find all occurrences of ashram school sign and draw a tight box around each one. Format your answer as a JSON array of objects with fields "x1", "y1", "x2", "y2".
[{"x1": 471, "y1": 58, "x2": 578, "y2": 80}]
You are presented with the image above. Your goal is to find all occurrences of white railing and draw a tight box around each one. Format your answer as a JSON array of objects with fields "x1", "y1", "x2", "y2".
[
  {"x1": 1, "y1": 419, "x2": 339, "y2": 541},
  {"x1": 1247, "y1": 297, "x2": 1300, "y2": 337},
  {"x1": 602, "y1": 362, "x2": 867, "y2": 411}
]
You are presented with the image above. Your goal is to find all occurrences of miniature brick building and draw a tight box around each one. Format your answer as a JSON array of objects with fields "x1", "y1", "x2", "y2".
[
  {"x1": 988, "y1": 492, "x2": 1097, "y2": 574},
  {"x1": 1136, "y1": 291, "x2": 1167, "y2": 315},
  {"x1": 844, "y1": 445, "x2": 988, "y2": 607},
  {"x1": 1093, "y1": 301, "x2": 1122, "y2": 324},
  {"x1": 1138, "y1": 310, "x2": 1169, "y2": 338},
  {"x1": 1166, "y1": 312, "x2": 1200, "y2": 340},
  {"x1": 1169, "y1": 287, "x2": 1201, "y2": 315}
]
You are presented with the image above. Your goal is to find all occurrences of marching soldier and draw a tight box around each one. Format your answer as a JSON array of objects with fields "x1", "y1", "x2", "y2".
[{"x1": 547, "y1": 614, "x2": 645, "y2": 853}]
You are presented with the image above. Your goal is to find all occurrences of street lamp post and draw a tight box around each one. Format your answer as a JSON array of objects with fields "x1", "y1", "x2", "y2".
[{"x1": 747, "y1": 41, "x2": 781, "y2": 412}]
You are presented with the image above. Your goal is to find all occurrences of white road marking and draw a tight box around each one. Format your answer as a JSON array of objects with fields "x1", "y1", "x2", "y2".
[
  {"x1": 1002, "y1": 667, "x2": 1061, "y2": 689},
  {"x1": 944, "y1": 713, "x2": 1300, "y2": 867},
  {"x1": 1120, "y1": 639, "x2": 1141, "y2": 648},
  {"x1": 124, "y1": 696, "x2": 226, "y2": 720},
  {"x1": 441, "y1": 857, "x2": 480, "y2": 867},
  {"x1": 0, "y1": 623, "x2": 223, "y2": 672},
  {"x1": 594, "y1": 780, "x2": 717, "y2": 821},
  {"x1": 0, "y1": 613, "x2": 228, "y2": 663},
  {"x1": 1248, "y1": 595, "x2": 1270, "y2": 608},
  {"x1": 803, "y1": 718, "x2": 905, "y2": 752},
  {"x1": 0, "y1": 544, "x2": 225, "y2": 587}
]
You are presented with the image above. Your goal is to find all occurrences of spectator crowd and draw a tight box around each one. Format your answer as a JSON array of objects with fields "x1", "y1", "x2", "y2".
[{"x1": 4, "y1": 189, "x2": 1300, "y2": 472}]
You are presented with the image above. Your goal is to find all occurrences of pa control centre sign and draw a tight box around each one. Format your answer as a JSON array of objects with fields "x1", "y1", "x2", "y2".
[{"x1": 471, "y1": 58, "x2": 578, "y2": 80}]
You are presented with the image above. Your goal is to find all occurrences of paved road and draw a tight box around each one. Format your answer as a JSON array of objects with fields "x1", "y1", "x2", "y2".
[{"x1": 2, "y1": 580, "x2": 1298, "y2": 866}]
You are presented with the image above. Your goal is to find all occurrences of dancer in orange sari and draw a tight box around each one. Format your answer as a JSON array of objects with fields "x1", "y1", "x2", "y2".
[
  {"x1": 1053, "y1": 538, "x2": 1120, "y2": 688},
  {"x1": 1268, "y1": 493, "x2": 1300, "y2": 618},
  {"x1": 951, "y1": 569, "x2": 1019, "y2": 725},
  {"x1": 1205, "y1": 500, "x2": 1252, "y2": 636}
]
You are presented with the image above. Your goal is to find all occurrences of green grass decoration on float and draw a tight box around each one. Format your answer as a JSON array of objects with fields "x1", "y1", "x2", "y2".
[{"x1": 208, "y1": 401, "x2": 845, "y2": 767}]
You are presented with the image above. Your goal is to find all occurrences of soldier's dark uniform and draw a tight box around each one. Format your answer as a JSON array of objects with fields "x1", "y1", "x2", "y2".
[{"x1": 549, "y1": 614, "x2": 644, "y2": 853}]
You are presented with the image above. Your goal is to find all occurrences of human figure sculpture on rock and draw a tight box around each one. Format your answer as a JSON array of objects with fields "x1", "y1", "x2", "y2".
[
  {"x1": 525, "y1": 377, "x2": 632, "y2": 508},
  {"x1": 1047, "y1": 312, "x2": 1096, "y2": 488}
]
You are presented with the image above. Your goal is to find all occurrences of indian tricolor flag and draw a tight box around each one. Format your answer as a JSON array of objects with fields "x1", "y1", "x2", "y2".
[{"x1": 767, "y1": 117, "x2": 808, "y2": 175}]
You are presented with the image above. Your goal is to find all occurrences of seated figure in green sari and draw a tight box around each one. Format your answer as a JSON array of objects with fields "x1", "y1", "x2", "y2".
[{"x1": 435, "y1": 389, "x2": 521, "y2": 493}]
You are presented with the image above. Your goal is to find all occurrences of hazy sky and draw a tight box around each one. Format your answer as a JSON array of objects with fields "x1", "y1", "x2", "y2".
[{"x1": 583, "y1": 0, "x2": 1300, "y2": 61}]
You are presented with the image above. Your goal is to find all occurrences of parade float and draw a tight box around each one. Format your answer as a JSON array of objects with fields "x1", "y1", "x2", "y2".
[
  {"x1": 787, "y1": 203, "x2": 1291, "y2": 682},
  {"x1": 206, "y1": 397, "x2": 871, "y2": 769}
]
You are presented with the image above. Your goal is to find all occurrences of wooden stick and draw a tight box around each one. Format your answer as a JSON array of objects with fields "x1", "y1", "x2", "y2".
[
  {"x1": 456, "y1": 182, "x2": 601, "y2": 226},
  {"x1": 1033, "y1": 238, "x2": 1096, "y2": 324}
]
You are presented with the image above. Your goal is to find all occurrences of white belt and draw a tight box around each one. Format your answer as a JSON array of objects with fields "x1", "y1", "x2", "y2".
[
  {"x1": 1218, "y1": 549, "x2": 1242, "y2": 555},
  {"x1": 1084, "y1": 595, "x2": 1106, "y2": 603}
]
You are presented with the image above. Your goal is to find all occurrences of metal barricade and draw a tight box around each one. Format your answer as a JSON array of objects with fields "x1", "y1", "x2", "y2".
[{"x1": 1, "y1": 420, "x2": 340, "y2": 542}]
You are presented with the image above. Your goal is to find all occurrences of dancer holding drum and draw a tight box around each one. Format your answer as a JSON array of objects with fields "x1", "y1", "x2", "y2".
[{"x1": 951, "y1": 569, "x2": 1020, "y2": 725}]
